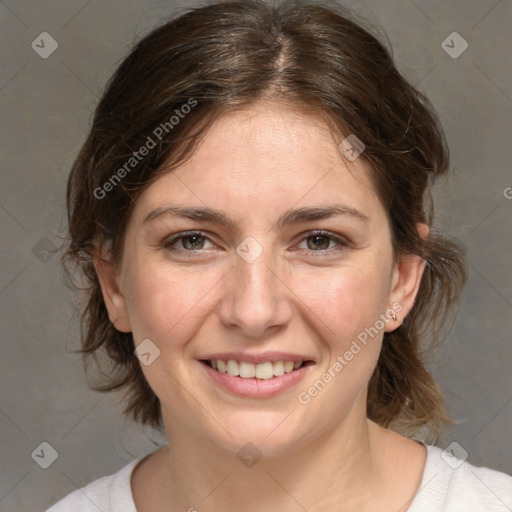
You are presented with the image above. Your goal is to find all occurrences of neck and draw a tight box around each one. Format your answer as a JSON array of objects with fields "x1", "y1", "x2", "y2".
[{"x1": 154, "y1": 414, "x2": 389, "y2": 512}]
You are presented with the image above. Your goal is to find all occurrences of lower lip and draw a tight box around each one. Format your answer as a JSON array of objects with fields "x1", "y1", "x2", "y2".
[{"x1": 199, "y1": 361, "x2": 314, "y2": 398}]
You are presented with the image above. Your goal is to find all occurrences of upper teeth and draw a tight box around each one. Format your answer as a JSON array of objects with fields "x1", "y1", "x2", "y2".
[{"x1": 211, "y1": 360, "x2": 303, "y2": 379}]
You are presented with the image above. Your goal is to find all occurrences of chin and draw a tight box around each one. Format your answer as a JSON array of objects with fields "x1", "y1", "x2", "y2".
[{"x1": 204, "y1": 411, "x2": 305, "y2": 459}]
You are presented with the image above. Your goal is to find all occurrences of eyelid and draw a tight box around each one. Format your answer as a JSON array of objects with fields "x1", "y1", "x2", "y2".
[
  {"x1": 294, "y1": 230, "x2": 351, "y2": 252},
  {"x1": 162, "y1": 230, "x2": 216, "y2": 252},
  {"x1": 161, "y1": 229, "x2": 351, "y2": 255}
]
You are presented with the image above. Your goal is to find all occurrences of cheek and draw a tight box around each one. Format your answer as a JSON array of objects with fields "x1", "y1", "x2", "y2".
[
  {"x1": 123, "y1": 260, "x2": 225, "y2": 344},
  {"x1": 292, "y1": 261, "x2": 390, "y2": 342},
  {"x1": 291, "y1": 266, "x2": 388, "y2": 410}
]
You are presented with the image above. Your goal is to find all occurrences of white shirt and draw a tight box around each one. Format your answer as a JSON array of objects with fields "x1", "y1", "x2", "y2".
[{"x1": 46, "y1": 443, "x2": 512, "y2": 511}]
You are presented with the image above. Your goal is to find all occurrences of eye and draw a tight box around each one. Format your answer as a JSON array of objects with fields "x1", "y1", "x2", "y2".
[
  {"x1": 297, "y1": 231, "x2": 348, "y2": 253},
  {"x1": 162, "y1": 231, "x2": 215, "y2": 253},
  {"x1": 161, "y1": 230, "x2": 350, "y2": 257}
]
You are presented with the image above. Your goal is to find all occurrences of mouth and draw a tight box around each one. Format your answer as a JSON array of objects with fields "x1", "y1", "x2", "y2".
[
  {"x1": 200, "y1": 359, "x2": 315, "y2": 379},
  {"x1": 199, "y1": 357, "x2": 315, "y2": 398}
]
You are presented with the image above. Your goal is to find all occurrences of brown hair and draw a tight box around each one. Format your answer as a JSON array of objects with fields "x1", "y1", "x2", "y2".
[{"x1": 63, "y1": 0, "x2": 467, "y2": 438}]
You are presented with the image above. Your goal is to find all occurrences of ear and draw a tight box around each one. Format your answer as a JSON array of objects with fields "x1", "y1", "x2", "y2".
[
  {"x1": 385, "y1": 223, "x2": 428, "y2": 331},
  {"x1": 93, "y1": 243, "x2": 132, "y2": 333}
]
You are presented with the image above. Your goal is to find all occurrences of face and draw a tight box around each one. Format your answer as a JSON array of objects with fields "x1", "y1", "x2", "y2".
[{"x1": 96, "y1": 103, "x2": 425, "y2": 456}]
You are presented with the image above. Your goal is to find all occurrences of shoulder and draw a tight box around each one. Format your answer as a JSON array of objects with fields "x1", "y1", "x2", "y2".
[
  {"x1": 409, "y1": 443, "x2": 512, "y2": 512},
  {"x1": 45, "y1": 459, "x2": 140, "y2": 512}
]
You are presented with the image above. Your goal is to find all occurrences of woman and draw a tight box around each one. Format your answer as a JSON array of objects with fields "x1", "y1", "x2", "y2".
[{"x1": 48, "y1": 0, "x2": 512, "y2": 510}]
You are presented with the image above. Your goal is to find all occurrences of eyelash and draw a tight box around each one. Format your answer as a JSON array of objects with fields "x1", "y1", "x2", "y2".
[{"x1": 162, "y1": 230, "x2": 350, "y2": 256}]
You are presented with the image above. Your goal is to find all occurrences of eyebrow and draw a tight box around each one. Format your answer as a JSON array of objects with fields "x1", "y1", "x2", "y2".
[{"x1": 142, "y1": 203, "x2": 369, "y2": 229}]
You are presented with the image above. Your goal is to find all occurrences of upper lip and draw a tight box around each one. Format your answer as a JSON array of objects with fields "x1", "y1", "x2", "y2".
[{"x1": 199, "y1": 351, "x2": 314, "y2": 364}]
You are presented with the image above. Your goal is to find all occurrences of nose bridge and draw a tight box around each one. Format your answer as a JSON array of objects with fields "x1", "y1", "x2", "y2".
[{"x1": 220, "y1": 235, "x2": 291, "y2": 336}]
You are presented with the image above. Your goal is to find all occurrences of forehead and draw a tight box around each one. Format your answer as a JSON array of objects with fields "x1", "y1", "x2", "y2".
[{"x1": 133, "y1": 104, "x2": 382, "y2": 224}]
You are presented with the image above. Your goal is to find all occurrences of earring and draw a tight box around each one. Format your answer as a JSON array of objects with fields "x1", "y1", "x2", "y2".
[{"x1": 391, "y1": 312, "x2": 397, "y2": 321}]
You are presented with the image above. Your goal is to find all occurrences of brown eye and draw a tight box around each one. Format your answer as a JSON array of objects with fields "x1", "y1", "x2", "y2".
[
  {"x1": 180, "y1": 234, "x2": 206, "y2": 250},
  {"x1": 306, "y1": 234, "x2": 332, "y2": 251},
  {"x1": 297, "y1": 231, "x2": 348, "y2": 253},
  {"x1": 163, "y1": 231, "x2": 214, "y2": 253}
]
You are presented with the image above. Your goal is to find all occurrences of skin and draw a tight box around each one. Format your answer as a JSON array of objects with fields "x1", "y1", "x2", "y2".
[{"x1": 95, "y1": 102, "x2": 428, "y2": 512}]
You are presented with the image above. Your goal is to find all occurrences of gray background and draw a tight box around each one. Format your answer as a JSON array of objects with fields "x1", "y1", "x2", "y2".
[{"x1": 0, "y1": 0, "x2": 511, "y2": 510}]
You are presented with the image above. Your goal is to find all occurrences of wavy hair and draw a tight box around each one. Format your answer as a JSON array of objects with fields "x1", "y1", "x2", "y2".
[{"x1": 62, "y1": 0, "x2": 467, "y2": 438}]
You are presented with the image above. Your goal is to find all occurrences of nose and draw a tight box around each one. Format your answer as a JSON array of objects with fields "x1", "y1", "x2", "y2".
[{"x1": 218, "y1": 240, "x2": 293, "y2": 338}]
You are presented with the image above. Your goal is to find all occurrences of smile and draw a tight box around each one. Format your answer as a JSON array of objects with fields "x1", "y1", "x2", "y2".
[
  {"x1": 199, "y1": 359, "x2": 315, "y2": 398},
  {"x1": 204, "y1": 359, "x2": 308, "y2": 379}
]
